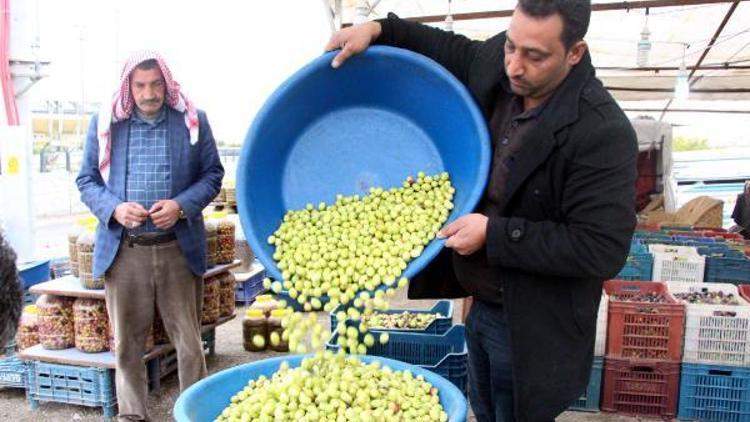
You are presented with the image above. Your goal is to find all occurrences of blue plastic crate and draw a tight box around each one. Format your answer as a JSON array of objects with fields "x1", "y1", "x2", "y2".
[
  {"x1": 570, "y1": 356, "x2": 603, "y2": 412},
  {"x1": 615, "y1": 253, "x2": 653, "y2": 281},
  {"x1": 630, "y1": 242, "x2": 648, "y2": 255},
  {"x1": 330, "y1": 300, "x2": 454, "y2": 334},
  {"x1": 150, "y1": 329, "x2": 216, "y2": 392},
  {"x1": 26, "y1": 361, "x2": 117, "y2": 418},
  {"x1": 705, "y1": 256, "x2": 750, "y2": 286},
  {"x1": 634, "y1": 232, "x2": 672, "y2": 241},
  {"x1": 0, "y1": 356, "x2": 26, "y2": 389},
  {"x1": 676, "y1": 235, "x2": 716, "y2": 243},
  {"x1": 18, "y1": 260, "x2": 51, "y2": 289},
  {"x1": 697, "y1": 244, "x2": 734, "y2": 256},
  {"x1": 273, "y1": 291, "x2": 307, "y2": 312},
  {"x1": 23, "y1": 289, "x2": 37, "y2": 306},
  {"x1": 678, "y1": 363, "x2": 750, "y2": 422},
  {"x1": 327, "y1": 324, "x2": 468, "y2": 395},
  {"x1": 235, "y1": 270, "x2": 266, "y2": 305}
]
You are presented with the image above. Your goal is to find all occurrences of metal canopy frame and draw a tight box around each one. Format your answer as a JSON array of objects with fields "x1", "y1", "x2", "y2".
[
  {"x1": 658, "y1": 0, "x2": 741, "y2": 119},
  {"x1": 338, "y1": 0, "x2": 750, "y2": 115},
  {"x1": 396, "y1": 0, "x2": 741, "y2": 24}
]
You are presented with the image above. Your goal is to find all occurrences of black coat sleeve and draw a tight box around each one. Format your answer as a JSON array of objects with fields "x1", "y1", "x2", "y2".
[
  {"x1": 376, "y1": 13, "x2": 483, "y2": 87},
  {"x1": 485, "y1": 117, "x2": 638, "y2": 279}
]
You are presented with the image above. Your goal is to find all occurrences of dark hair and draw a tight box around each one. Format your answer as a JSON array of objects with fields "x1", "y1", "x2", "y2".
[
  {"x1": 518, "y1": 0, "x2": 591, "y2": 50},
  {"x1": 0, "y1": 233, "x2": 23, "y2": 347},
  {"x1": 135, "y1": 58, "x2": 159, "y2": 71}
]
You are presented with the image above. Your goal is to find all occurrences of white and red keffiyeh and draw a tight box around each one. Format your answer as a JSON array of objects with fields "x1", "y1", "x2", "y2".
[{"x1": 97, "y1": 50, "x2": 199, "y2": 182}]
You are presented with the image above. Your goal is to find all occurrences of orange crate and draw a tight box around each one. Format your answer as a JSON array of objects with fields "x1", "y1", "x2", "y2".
[
  {"x1": 601, "y1": 357, "x2": 681, "y2": 419},
  {"x1": 635, "y1": 223, "x2": 662, "y2": 232},
  {"x1": 700, "y1": 230, "x2": 743, "y2": 241},
  {"x1": 741, "y1": 285, "x2": 750, "y2": 304},
  {"x1": 604, "y1": 280, "x2": 685, "y2": 361},
  {"x1": 693, "y1": 226, "x2": 727, "y2": 232}
]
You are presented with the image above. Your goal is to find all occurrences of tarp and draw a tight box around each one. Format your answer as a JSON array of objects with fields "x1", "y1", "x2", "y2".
[{"x1": 337, "y1": 0, "x2": 750, "y2": 104}]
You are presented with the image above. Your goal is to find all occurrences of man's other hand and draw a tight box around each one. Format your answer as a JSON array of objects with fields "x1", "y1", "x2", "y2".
[
  {"x1": 149, "y1": 200, "x2": 182, "y2": 230},
  {"x1": 440, "y1": 213, "x2": 489, "y2": 256},
  {"x1": 114, "y1": 202, "x2": 149, "y2": 229}
]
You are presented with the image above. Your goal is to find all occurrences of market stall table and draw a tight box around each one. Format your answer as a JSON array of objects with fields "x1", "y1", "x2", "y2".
[{"x1": 19, "y1": 261, "x2": 241, "y2": 417}]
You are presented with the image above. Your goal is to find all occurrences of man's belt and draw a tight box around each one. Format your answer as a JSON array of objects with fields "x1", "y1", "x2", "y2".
[{"x1": 127, "y1": 232, "x2": 176, "y2": 247}]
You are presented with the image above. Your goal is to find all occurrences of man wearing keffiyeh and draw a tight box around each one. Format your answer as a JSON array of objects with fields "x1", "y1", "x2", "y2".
[{"x1": 76, "y1": 51, "x2": 224, "y2": 421}]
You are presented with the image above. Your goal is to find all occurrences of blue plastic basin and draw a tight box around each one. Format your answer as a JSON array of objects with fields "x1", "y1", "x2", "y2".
[
  {"x1": 237, "y1": 45, "x2": 490, "y2": 284},
  {"x1": 18, "y1": 260, "x2": 50, "y2": 289},
  {"x1": 174, "y1": 354, "x2": 468, "y2": 421}
]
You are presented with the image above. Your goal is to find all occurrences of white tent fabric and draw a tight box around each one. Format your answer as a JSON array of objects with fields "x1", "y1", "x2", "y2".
[{"x1": 335, "y1": 0, "x2": 750, "y2": 105}]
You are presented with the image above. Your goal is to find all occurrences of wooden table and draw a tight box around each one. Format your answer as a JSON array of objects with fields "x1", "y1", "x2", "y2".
[
  {"x1": 23, "y1": 260, "x2": 242, "y2": 397},
  {"x1": 18, "y1": 314, "x2": 235, "y2": 369}
]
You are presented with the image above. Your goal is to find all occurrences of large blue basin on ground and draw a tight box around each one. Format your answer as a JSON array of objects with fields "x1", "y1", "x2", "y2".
[
  {"x1": 237, "y1": 45, "x2": 490, "y2": 283},
  {"x1": 174, "y1": 354, "x2": 468, "y2": 421}
]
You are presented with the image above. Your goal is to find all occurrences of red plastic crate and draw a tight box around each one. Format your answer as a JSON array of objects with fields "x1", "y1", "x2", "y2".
[
  {"x1": 604, "y1": 280, "x2": 685, "y2": 361},
  {"x1": 635, "y1": 223, "x2": 662, "y2": 232},
  {"x1": 601, "y1": 357, "x2": 681, "y2": 419},
  {"x1": 741, "y1": 285, "x2": 750, "y2": 304},
  {"x1": 700, "y1": 231, "x2": 742, "y2": 240},
  {"x1": 692, "y1": 226, "x2": 727, "y2": 233}
]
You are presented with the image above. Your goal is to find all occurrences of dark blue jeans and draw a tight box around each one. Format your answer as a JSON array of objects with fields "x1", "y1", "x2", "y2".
[{"x1": 466, "y1": 299, "x2": 515, "y2": 422}]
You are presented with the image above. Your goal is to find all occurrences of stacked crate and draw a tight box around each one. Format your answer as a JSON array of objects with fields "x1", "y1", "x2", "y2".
[
  {"x1": 671, "y1": 281, "x2": 750, "y2": 422},
  {"x1": 600, "y1": 280, "x2": 684, "y2": 419},
  {"x1": 631, "y1": 224, "x2": 750, "y2": 287},
  {"x1": 615, "y1": 241, "x2": 654, "y2": 281},
  {"x1": 569, "y1": 292, "x2": 607, "y2": 411},
  {"x1": 326, "y1": 301, "x2": 468, "y2": 395},
  {"x1": 649, "y1": 244, "x2": 706, "y2": 284}
]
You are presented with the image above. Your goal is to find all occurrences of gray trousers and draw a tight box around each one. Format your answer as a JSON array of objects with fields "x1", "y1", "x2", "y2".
[{"x1": 105, "y1": 239, "x2": 206, "y2": 421}]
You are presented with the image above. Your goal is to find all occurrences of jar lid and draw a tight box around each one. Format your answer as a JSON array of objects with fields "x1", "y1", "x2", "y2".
[
  {"x1": 255, "y1": 294, "x2": 273, "y2": 303},
  {"x1": 270, "y1": 309, "x2": 289, "y2": 317},
  {"x1": 245, "y1": 309, "x2": 264, "y2": 318},
  {"x1": 210, "y1": 211, "x2": 228, "y2": 220},
  {"x1": 77, "y1": 215, "x2": 98, "y2": 227}
]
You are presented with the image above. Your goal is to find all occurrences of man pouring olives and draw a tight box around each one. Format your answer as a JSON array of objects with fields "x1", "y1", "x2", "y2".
[{"x1": 326, "y1": 1, "x2": 637, "y2": 420}]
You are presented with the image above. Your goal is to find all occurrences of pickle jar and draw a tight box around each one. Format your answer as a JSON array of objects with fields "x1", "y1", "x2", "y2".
[
  {"x1": 205, "y1": 216, "x2": 218, "y2": 268},
  {"x1": 267, "y1": 309, "x2": 290, "y2": 352},
  {"x1": 15, "y1": 305, "x2": 40, "y2": 351},
  {"x1": 76, "y1": 225, "x2": 105, "y2": 289},
  {"x1": 201, "y1": 276, "x2": 220, "y2": 324},
  {"x1": 242, "y1": 309, "x2": 267, "y2": 352},
  {"x1": 214, "y1": 212, "x2": 236, "y2": 264},
  {"x1": 37, "y1": 295, "x2": 75, "y2": 350},
  {"x1": 249, "y1": 294, "x2": 278, "y2": 317},
  {"x1": 219, "y1": 272, "x2": 236, "y2": 317},
  {"x1": 73, "y1": 298, "x2": 109, "y2": 353}
]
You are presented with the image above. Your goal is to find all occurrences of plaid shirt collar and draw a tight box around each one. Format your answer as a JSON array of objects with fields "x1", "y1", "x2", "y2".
[{"x1": 131, "y1": 106, "x2": 167, "y2": 126}]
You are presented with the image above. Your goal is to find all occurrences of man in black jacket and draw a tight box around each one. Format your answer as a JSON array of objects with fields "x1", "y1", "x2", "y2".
[{"x1": 326, "y1": 1, "x2": 637, "y2": 421}]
